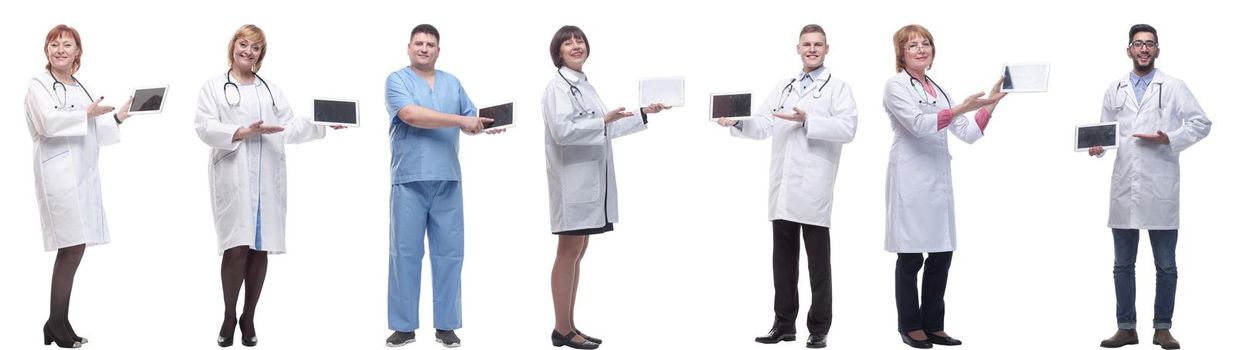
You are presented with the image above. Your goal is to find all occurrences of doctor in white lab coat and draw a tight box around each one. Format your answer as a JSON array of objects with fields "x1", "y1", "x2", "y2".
[
  {"x1": 717, "y1": 24, "x2": 856, "y2": 349},
  {"x1": 194, "y1": 24, "x2": 340, "y2": 348},
  {"x1": 26, "y1": 24, "x2": 137, "y2": 348},
  {"x1": 1091, "y1": 24, "x2": 1210, "y2": 350},
  {"x1": 541, "y1": 25, "x2": 669, "y2": 349},
  {"x1": 882, "y1": 24, "x2": 1006, "y2": 349}
]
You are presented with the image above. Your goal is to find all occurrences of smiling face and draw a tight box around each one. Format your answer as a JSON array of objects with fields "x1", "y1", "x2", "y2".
[
  {"x1": 558, "y1": 35, "x2": 588, "y2": 71},
  {"x1": 1127, "y1": 31, "x2": 1159, "y2": 73},
  {"x1": 45, "y1": 34, "x2": 80, "y2": 75},
  {"x1": 901, "y1": 35, "x2": 934, "y2": 74},
  {"x1": 408, "y1": 32, "x2": 440, "y2": 71},
  {"x1": 231, "y1": 37, "x2": 264, "y2": 73},
  {"x1": 798, "y1": 32, "x2": 828, "y2": 71}
]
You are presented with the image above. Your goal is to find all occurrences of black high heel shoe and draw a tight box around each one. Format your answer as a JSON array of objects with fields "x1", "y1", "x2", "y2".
[
  {"x1": 573, "y1": 329, "x2": 602, "y2": 344},
  {"x1": 551, "y1": 330, "x2": 599, "y2": 349},
  {"x1": 43, "y1": 321, "x2": 82, "y2": 348},
  {"x1": 239, "y1": 314, "x2": 257, "y2": 347},
  {"x1": 65, "y1": 321, "x2": 86, "y2": 344},
  {"x1": 218, "y1": 317, "x2": 237, "y2": 347}
]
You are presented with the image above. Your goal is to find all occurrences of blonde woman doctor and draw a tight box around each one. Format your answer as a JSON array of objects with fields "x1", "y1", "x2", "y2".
[{"x1": 194, "y1": 24, "x2": 342, "y2": 347}]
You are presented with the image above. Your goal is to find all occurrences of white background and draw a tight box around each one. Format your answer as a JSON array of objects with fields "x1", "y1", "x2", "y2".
[{"x1": 1, "y1": 0, "x2": 1231, "y2": 349}]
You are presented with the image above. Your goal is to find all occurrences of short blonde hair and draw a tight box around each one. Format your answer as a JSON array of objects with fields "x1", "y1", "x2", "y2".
[
  {"x1": 893, "y1": 24, "x2": 934, "y2": 73},
  {"x1": 227, "y1": 24, "x2": 267, "y2": 72}
]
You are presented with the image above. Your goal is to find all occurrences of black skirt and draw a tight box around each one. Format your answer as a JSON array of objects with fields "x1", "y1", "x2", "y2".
[{"x1": 553, "y1": 223, "x2": 614, "y2": 236}]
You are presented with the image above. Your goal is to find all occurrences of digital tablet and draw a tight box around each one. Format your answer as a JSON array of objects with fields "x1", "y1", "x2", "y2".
[
  {"x1": 1000, "y1": 63, "x2": 1051, "y2": 93},
  {"x1": 1075, "y1": 121, "x2": 1119, "y2": 152},
  {"x1": 312, "y1": 98, "x2": 360, "y2": 127},
  {"x1": 709, "y1": 92, "x2": 752, "y2": 121},
  {"x1": 128, "y1": 85, "x2": 168, "y2": 115},
  {"x1": 479, "y1": 101, "x2": 514, "y2": 131},
  {"x1": 639, "y1": 77, "x2": 685, "y2": 107}
]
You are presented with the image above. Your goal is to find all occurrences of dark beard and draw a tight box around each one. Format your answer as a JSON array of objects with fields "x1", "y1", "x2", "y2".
[{"x1": 1133, "y1": 59, "x2": 1155, "y2": 75}]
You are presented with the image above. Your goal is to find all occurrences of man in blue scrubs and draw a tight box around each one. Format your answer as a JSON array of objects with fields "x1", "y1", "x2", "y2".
[{"x1": 384, "y1": 24, "x2": 494, "y2": 348}]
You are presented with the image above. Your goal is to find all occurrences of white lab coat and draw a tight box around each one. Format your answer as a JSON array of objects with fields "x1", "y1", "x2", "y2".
[
  {"x1": 25, "y1": 72, "x2": 120, "y2": 251},
  {"x1": 731, "y1": 68, "x2": 858, "y2": 227},
  {"x1": 1101, "y1": 70, "x2": 1211, "y2": 230},
  {"x1": 541, "y1": 67, "x2": 647, "y2": 233},
  {"x1": 883, "y1": 71, "x2": 986, "y2": 253},
  {"x1": 195, "y1": 72, "x2": 327, "y2": 254}
]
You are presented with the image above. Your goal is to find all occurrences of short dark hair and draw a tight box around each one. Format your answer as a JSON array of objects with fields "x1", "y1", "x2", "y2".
[
  {"x1": 411, "y1": 24, "x2": 440, "y2": 42},
  {"x1": 800, "y1": 24, "x2": 826, "y2": 38},
  {"x1": 1128, "y1": 24, "x2": 1157, "y2": 44},
  {"x1": 549, "y1": 25, "x2": 589, "y2": 68}
]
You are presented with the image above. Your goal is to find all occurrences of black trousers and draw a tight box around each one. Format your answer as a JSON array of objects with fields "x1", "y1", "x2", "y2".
[
  {"x1": 895, "y1": 251, "x2": 953, "y2": 333},
  {"x1": 771, "y1": 220, "x2": 832, "y2": 335}
]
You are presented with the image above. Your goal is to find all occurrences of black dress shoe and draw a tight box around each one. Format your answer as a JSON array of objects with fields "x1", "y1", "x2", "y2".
[
  {"x1": 926, "y1": 332, "x2": 962, "y2": 346},
  {"x1": 574, "y1": 329, "x2": 602, "y2": 344},
  {"x1": 900, "y1": 332, "x2": 933, "y2": 349},
  {"x1": 755, "y1": 328, "x2": 796, "y2": 344},
  {"x1": 551, "y1": 330, "x2": 599, "y2": 349},
  {"x1": 806, "y1": 333, "x2": 827, "y2": 348}
]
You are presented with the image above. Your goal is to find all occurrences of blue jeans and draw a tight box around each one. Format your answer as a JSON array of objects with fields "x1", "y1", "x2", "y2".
[{"x1": 1112, "y1": 229, "x2": 1177, "y2": 330}]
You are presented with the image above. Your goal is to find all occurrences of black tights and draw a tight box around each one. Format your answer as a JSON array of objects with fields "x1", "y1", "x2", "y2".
[
  {"x1": 219, "y1": 246, "x2": 268, "y2": 340},
  {"x1": 47, "y1": 244, "x2": 85, "y2": 341}
]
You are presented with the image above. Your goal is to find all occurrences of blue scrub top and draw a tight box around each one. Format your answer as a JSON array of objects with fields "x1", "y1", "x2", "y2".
[{"x1": 385, "y1": 67, "x2": 477, "y2": 185}]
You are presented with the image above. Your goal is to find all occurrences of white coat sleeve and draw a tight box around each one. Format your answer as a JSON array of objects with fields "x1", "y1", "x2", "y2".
[
  {"x1": 607, "y1": 106, "x2": 647, "y2": 139},
  {"x1": 272, "y1": 85, "x2": 326, "y2": 145},
  {"x1": 731, "y1": 85, "x2": 779, "y2": 140},
  {"x1": 804, "y1": 82, "x2": 858, "y2": 143},
  {"x1": 25, "y1": 80, "x2": 87, "y2": 138},
  {"x1": 542, "y1": 83, "x2": 605, "y2": 146},
  {"x1": 947, "y1": 114, "x2": 984, "y2": 144},
  {"x1": 195, "y1": 82, "x2": 243, "y2": 151},
  {"x1": 1164, "y1": 82, "x2": 1211, "y2": 154},
  {"x1": 883, "y1": 79, "x2": 938, "y2": 137}
]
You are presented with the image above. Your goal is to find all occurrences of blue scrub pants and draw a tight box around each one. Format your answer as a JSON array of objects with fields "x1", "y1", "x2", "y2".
[{"x1": 388, "y1": 181, "x2": 464, "y2": 332}]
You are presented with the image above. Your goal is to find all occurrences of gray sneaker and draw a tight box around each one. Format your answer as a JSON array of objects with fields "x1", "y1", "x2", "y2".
[
  {"x1": 435, "y1": 329, "x2": 461, "y2": 348},
  {"x1": 386, "y1": 331, "x2": 415, "y2": 347}
]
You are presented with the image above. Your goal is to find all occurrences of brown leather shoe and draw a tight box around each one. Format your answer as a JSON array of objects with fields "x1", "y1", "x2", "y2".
[
  {"x1": 1100, "y1": 329, "x2": 1139, "y2": 348},
  {"x1": 1153, "y1": 329, "x2": 1180, "y2": 349}
]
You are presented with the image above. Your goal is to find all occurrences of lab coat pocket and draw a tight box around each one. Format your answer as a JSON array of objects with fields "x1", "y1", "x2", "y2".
[
  {"x1": 1150, "y1": 174, "x2": 1180, "y2": 202},
  {"x1": 563, "y1": 161, "x2": 601, "y2": 204},
  {"x1": 39, "y1": 148, "x2": 76, "y2": 204}
]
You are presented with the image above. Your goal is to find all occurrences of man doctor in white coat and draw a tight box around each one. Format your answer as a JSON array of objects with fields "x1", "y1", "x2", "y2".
[
  {"x1": 1092, "y1": 24, "x2": 1211, "y2": 350},
  {"x1": 717, "y1": 24, "x2": 857, "y2": 349}
]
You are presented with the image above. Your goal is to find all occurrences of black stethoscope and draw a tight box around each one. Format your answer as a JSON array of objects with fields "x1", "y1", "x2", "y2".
[
  {"x1": 774, "y1": 73, "x2": 832, "y2": 112},
  {"x1": 910, "y1": 75, "x2": 952, "y2": 107},
  {"x1": 1115, "y1": 80, "x2": 1164, "y2": 109},
  {"x1": 223, "y1": 70, "x2": 277, "y2": 110},
  {"x1": 558, "y1": 68, "x2": 596, "y2": 117},
  {"x1": 48, "y1": 72, "x2": 94, "y2": 110}
]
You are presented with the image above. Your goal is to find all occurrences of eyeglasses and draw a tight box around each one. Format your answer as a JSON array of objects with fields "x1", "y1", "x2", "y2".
[
  {"x1": 1130, "y1": 40, "x2": 1158, "y2": 49},
  {"x1": 904, "y1": 42, "x2": 933, "y2": 53}
]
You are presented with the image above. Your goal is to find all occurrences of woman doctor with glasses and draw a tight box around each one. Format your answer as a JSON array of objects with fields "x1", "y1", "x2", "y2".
[
  {"x1": 26, "y1": 24, "x2": 138, "y2": 348},
  {"x1": 881, "y1": 24, "x2": 1009, "y2": 349},
  {"x1": 193, "y1": 24, "x2": 342, "y2": 348},
  {"x1": 540, "y1": 25, "x2": 669, "y2": 349}
]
